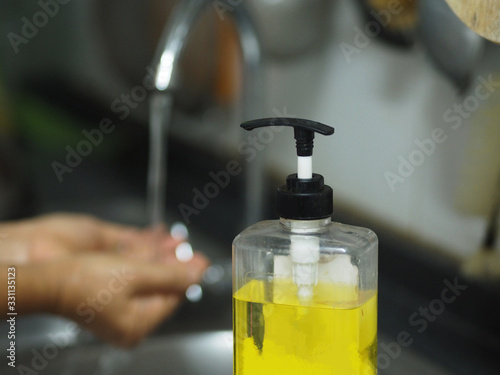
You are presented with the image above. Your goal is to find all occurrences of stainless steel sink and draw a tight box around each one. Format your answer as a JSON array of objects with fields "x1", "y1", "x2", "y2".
[
  {"x1": 14, "y1": 329, "x2": 456, "y2": 375},
  {"x1": 17, "y1": 331, "x2": 233, "y2": 375}
]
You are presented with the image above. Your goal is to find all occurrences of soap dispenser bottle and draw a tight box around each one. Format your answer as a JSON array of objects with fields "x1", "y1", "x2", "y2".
[{"x1": 233, "y1": 118, "x2": 378, "y2": 375}]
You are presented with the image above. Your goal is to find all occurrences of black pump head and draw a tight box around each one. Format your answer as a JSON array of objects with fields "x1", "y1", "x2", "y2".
[
  {"x1": 241, "y1": 118, "x2": 335, "y2": 220},
  {"x1": 241, "y1": 118, "x2": 334, "y2": 157}
]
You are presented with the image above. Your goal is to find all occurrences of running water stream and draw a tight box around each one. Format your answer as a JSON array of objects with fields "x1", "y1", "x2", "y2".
[{"x1": 147, "y1": 92, "x2": 173, "y2": 253}]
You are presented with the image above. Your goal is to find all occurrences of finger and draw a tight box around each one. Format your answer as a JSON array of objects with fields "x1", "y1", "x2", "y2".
[
  {"x1": 136, "y1": 295, "x2": 181, "y2": 333},
  {"x1": 148, "y1": 235, "x2": 183, "y2": 262},
  {"x1": 93, "y1": 222, "x2": 143, "y2": 251},
  {"x1": 156, "y1": 247, "x2": 211, "y2": 269},
  {"x1": 34, "y1": 214, "x2": 140, "y2": 251},
  {"x1": 190, "y1": 252, "x2": 211, "y2": 270},
  {"x1": 131, "y1": 261, "x2": 207, "y2": 295},
  {"x1": 112, "y1": 294, "x2": 181, "y2": 347},
  {"x1": 159, "y1": 236, "x2": 183, "y2": 255},
  {"x1": 118, "y1": 235, "x2": 183, "y2": 263}
]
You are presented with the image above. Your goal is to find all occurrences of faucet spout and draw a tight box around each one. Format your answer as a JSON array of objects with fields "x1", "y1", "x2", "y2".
[
  {"x1": 151, "y1": 0, "x2": 265, "y2": 227},
  {"x1": 152, "y1": 1, "x2": 207, "y2": 92}
]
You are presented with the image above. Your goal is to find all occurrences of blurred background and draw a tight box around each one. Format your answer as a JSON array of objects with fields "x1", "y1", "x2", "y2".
[{"x1": 0, "y1": 0, "x2": 499, "y2": 374}]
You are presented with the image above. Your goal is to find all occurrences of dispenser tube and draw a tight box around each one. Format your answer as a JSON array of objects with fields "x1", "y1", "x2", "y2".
[
  {"x1": 298, "y1": 156, "x2": 313, "y2": 179},
  {"x1": 290, "y1": 235, "x2": 320, "y2": 302}
]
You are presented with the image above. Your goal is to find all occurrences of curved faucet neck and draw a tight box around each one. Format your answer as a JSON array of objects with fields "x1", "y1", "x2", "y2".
[{"x1": 151, "y1": 0, "x2": 265, "y2": 227}]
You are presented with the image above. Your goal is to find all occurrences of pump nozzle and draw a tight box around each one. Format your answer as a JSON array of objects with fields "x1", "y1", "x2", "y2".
[
  {"x1": 241, "y1": 118, "x2": 334, "y2": 220},
  {"x1": 241, "y1": 118, "x2": 334, "y2": 179},
  {"x1": 241, "y1": 118, "x2": 334, "y2": 155}
]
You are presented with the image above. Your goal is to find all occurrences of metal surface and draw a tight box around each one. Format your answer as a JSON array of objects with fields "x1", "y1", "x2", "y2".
[
  {"x1": 249, "y1": 0, "x2": 333, "y2": 57},
  {"x1": 16, "y1": 331, "x2": 233, "y2": 375},
  {"x1": 419, "y1": 0, "x2": 484, "y2": 91},
  {"x1": 13, "y1": 330, "x2": 456, "y2": 375}
]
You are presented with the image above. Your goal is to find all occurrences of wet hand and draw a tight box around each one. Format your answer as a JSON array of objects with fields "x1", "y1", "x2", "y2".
[{"x1": 18, "y1": 253, "x2": 208, "y2": 347}]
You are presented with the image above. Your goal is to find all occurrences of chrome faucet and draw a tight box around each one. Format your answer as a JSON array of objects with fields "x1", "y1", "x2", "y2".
[{"x1": 150, "y1": 0, "x2": 264, "y2": 227}]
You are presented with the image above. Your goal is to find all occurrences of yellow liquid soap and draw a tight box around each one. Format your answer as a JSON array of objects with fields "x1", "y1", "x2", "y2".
[{"x1": 233, "y1": 279, "x2": 377, "y2": 375}]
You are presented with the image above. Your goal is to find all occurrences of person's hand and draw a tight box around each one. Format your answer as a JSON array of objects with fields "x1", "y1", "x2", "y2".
[
  {"x1": 0, "y1": 213, "x2": 210, "y2": 347},
  {"x1": 15, "y1": 252, "x2": 208, "y2": 347},
  {"x1": 0, "y1": 213, "x2": 181, "y2": 263}
]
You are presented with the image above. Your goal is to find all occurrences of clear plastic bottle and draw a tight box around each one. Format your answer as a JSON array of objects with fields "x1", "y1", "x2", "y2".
[{"x1": 233, "y1": 118, "x2": 378, "y2": 375}]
